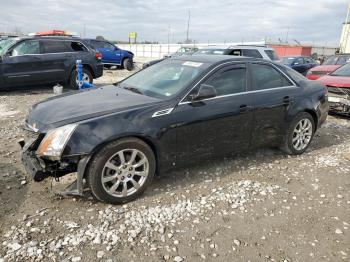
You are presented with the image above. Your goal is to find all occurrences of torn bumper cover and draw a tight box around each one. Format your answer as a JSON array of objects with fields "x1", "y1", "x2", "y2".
[
  {"x1": 19, "y1": 138, "x2": 89, "y2": 196},
  {"x1": 328, "y1": 94, "x2": 350, "y2": 115}
]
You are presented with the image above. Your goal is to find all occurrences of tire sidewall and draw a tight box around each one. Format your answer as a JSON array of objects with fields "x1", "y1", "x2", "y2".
[
  {"x1": 286, "y1": 112, "x2": 315, "y2": 155},
  {"x1": 123, "y1": 58, "x2": 133, "y2": 71},
  {"x1": 87, "y1": 139, "x2": 156, "y2": 204}
]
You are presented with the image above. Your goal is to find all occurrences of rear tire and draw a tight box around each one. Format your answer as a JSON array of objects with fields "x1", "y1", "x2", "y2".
[
  {"x1": 87, "y1": 138, "x2": 155, "y2": 204},
  {"x1": 69, "y1": 68, "x2": 93, "y2": 89},
  {"x1": 123, "y1": 58, "x2": 133, "y2": 71},
  {"x1": 280, "y1": 112, "x2": 315, "y2": 155}
]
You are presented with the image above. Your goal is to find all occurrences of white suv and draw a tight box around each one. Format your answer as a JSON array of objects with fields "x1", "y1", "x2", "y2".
[{"x1": 194, "y1": 45, "x2": 280, "y2": 61}]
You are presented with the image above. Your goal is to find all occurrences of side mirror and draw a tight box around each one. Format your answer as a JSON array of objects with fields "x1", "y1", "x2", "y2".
[{"x1": 190, "y1": 84, "x2": 217, "y2": 102}]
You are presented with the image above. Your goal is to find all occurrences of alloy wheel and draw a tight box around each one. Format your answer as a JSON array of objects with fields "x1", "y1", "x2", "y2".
[
  {"x1": 101, "y1": 149, "x2": 149, "y2": 197},
  {"x1": 75, "y1": 73, "x2": 90, "y2": 85},
  {"x1": 292, "y1": 118, "x2": 313, "y2": 151}
]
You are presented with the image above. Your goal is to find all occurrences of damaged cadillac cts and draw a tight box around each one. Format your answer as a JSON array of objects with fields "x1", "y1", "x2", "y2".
[{"x1": 20, "y1": 55, "x2": 329, "y2": 204}]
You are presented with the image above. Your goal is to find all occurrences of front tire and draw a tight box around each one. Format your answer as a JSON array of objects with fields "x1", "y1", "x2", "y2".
[
  {"x1": 87, "y1": 138, "x2": 156, "y2": 204},
  {"x1": 280, "y1": 112, "x2": 315, "y2": 155}
]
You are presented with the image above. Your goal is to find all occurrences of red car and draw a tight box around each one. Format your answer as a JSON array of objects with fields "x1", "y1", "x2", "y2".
[
  {"x1": 318, "y1": 63, "x2": 350, "y2": 115},
  {"x1": 306, "y1": 54, "x2": 350, "y2": 80}
]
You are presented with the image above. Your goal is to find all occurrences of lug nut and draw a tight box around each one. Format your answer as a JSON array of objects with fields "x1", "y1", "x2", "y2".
[
  {"x1": 129, "y1": 167, "x2": 133, "y2": 171},
  {"x1": 127, "y1": 174, "x2": 131, "y2": 178},
  {"x1": 121, "y1": 176, "x2": 125, "y2": 180},
  {"x1": 123, "y1": 165, "x2": 127, "y2": 169}
]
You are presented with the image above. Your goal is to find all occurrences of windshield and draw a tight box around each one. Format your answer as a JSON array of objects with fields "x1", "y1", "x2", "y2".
[
  {"x1": 194, "y1": 49, "x2": 227, "y2": 55},
  {"x1": 322, "y1": 56, "x2": 338, "y2": 65},
  {"x1": 119, "y1": 59, "x2": 209, "y2": 99},
  {"x1": 330, "y1": 63, "x2": 350, "y2": 77},
  {"x1": 0, "y1": 38, "x2": 18, "y2": 55}
]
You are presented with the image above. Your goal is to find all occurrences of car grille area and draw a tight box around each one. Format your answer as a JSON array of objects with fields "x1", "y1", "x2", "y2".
[{"x1": 21, "y1": 128, "x2": 44, "y2": 151}]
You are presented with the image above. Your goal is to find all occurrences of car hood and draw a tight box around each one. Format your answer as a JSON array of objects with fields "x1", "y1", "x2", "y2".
[
  {"x1": 309, "y1": 65, "x2": 340, "y2": 73},
  {"x1": 26, "y1": 85, "x2": 161, "y2": 132},
  {"x1": 318, "y1": 75, "x2": 350, "y2": 88}
]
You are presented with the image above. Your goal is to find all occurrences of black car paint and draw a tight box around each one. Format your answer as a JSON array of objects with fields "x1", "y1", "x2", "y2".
[
  {"x1": 22, "y1": 56, "x2": 328, "y2": 181},
  {"x1": 0, "y1": 37, "x2": 103, "y2": 88}
]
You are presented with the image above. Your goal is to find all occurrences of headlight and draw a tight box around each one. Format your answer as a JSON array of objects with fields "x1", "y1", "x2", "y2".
[{"x1": 36, "y1": 124, "x2": 77, "y2": 160}]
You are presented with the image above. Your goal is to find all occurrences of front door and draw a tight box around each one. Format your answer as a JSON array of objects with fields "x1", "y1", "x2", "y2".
[
  {"x1": 2, "y1": 39, "x2": 43, "y2": 87},
  {"x1": 174, "y1": 63, "x2": 254, "y2": 166}
]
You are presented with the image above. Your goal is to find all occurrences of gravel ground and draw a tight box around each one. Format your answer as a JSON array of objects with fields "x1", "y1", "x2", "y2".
[{"x1": 0, "y1": 59, "x2": 349, "y2": 261}]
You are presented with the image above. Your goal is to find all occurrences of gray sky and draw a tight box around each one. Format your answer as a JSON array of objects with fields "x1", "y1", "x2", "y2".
[{"x1": 0, "y1": 0, "x2": 348, "y2": 46}]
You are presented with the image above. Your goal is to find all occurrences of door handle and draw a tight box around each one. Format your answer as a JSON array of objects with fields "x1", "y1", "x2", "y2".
[
  {"x1": 283, "y1": 96, "x2": 293, "y2": 105},
  {"x1": 239, "y1": 104, "x2": 253, "y2": 113}
]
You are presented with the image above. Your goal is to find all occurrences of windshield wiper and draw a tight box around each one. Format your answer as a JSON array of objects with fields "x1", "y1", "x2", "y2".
[{"x1": 122, "y1": 85, "x2": 143, "y2": 95}]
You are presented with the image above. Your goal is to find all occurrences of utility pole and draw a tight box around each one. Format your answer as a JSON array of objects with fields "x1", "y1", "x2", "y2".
[
  {"x1": 285, "y1": 26, "x2": 290, "y2": 44},
  {"x1": 186, "y1": 10, "x2": 191, "y2": 42}
]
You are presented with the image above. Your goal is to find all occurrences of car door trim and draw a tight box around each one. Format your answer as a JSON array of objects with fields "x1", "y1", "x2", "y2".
[
  {"x1": 178, "y1": 61, "x2": 297, "y2": 106},
  {"x1": 178, "y1": 85, "x2": 297, "y2": 105}
]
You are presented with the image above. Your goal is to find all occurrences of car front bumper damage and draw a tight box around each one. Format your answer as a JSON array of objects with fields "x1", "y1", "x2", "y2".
[
  {"x1": 19, "y1": 137, "x2": 90, "y2": 196},
  {"x1": 328, "y1": 93, "x2": 350, "y2": 115}
]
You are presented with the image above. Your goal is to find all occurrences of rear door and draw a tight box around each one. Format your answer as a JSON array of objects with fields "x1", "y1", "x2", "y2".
[
  {"x1": 2, "y1": 39, "x2": 43, "y2": 86},
  {"x1": 175, "y1": 63, "x2": 255, "y2": 165},
  {"x1": 249, "y1": 62, "x2": 299, "y2": 147},
  {"x1": 39, "y1": 39, "x2": 72, "y2": 82}
]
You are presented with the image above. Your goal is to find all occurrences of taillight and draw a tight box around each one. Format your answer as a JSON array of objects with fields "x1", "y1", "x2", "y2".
[{"x1": 95, "y1": 52, "x2": 102, "y2": 60}]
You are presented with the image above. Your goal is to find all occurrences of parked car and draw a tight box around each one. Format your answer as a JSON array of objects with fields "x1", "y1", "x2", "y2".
[
  {"x1": 317, "y1": 63, "x2": 350, "y2": 115},
  {"x1": 83, "y1": 39, "x2": 134, "y2": 71},
  {"x1": 281, "y1": 56, "x2": 317, "y2": 75},
  {"x1": 164, "y1": 46, "x2": 199, "y2": 58},
  {"x1": 0, "y1": 36, "x2": 103, "y2": 89},
  {"x1": 20, "y1": 55, "x2": 328, "y2": 204},
  {"x1": 193, "y1": 45, "x2": 280, "y2": 61},
  {"x1": 306, "y1": 54, "x2": 350, "y2": 80},
  {"x1": 143, "y1": 47, "x2": 198, "y2": 69},
  {"x1": 143, "y1": 45, "x2": 279, "y2": 69}
]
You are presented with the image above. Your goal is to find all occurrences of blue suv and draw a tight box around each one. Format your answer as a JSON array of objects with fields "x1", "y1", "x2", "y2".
[{"x1": 83, "y1": 39, "x2": 134, "y2": 71}]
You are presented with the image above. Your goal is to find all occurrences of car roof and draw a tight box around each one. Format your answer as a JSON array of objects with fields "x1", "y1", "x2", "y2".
[
  {"x1": 199, "y1": 45, "x2": 273, "y2": 50},
  {"x1": 170, "y1": 54, "x2": 263, "y2": 64},
  {"x1": 16, "y1": 36, "x2": 84, "y2": 41}
]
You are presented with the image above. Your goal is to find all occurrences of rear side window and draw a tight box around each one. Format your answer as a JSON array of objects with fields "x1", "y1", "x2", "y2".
[
  {"x1": 229, "y1": 49, "x2": 242, "y2": 56},
  {"x1": 251, "y1": 63, "x2": 292, "y2": 90},
  {"x1": 295, "y1": 57, "x2": 304, "y2": 64},
  {"x1": 242, "y1": 49, "x2": 263, "y2": 58},
  {"x1": 204, "y1": 65, "x2": 246, "y2": 96},
  {"x1": 70, "y1": 41, "x2": 87, "y2": 52},
  {"x1": 11, "y1": 40, "x2": 40, "y2": 56},
  {"x1": 264, "y1": 50, "x2": 279, "y2": 61},
  {"x1": 42, "y1": 40, "x2": 71, "y2": 53}
]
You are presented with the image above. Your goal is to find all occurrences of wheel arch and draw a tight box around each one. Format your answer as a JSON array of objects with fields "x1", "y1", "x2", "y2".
[
  {"x1": 83, "y1": 135, "x2": 160, "y2": 178},
  {"x1": 304, "y1": 108, "x2": 318, "y2": 131}
]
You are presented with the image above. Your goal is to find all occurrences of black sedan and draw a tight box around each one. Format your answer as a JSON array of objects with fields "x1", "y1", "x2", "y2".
[{"x1": 20, "y1": 55, "x2": 329, "y2": 204}]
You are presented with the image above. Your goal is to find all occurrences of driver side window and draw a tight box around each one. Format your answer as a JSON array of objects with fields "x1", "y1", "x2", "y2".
[
  {"x1": 11, "y1": 40, "x2": 40, "y2": 56},
  {"x1": 204, "y1": 65, "x2": 246, "y2": 96}
]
